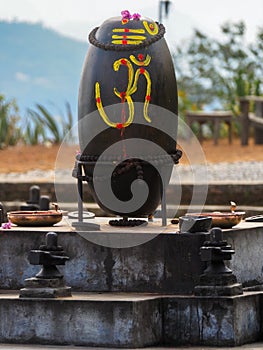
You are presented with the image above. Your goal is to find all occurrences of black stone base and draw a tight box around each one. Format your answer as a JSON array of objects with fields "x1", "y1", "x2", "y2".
[
  {"x1": 19, "y1": 277, "x2": 72, "y2": 298},
  {"x1": 194, "y1": 273, "x2": 243, "y2": 296}
]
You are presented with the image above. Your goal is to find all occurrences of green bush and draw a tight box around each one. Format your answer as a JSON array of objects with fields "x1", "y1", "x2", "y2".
[
  {"x1": 173, "y1": 21, "x2": 263, "y2": 137},
  {"x1": 0, "y1": 94, "x2": 21, "y2": 149},
  {"x1": 0, "y1": 94, "x2": 75, "y2": 147},
  {"x1": 24, "y1": 102, "x2": 74, "y2": 145}
]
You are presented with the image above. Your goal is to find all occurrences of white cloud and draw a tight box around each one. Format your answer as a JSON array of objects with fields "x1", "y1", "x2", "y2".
[
  {"x1": 15, "y1": 72, "x2": 30, "y2": 82},
  {"x1": 15, "y1": 72, "x2": 50, "y2": 86},
  {"x1": 33, "y1": 77, "x2": 50, "y2": 86},
  {"x1": 1, "y1": 0, "x2": 263, "y2": 42},
  {"x1": 0, "y1": 0, "x2": 40, "y2": 22}
]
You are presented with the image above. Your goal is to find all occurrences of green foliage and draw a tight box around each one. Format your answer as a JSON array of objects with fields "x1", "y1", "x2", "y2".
[
  {"x1": 23, "y1": 108, "x2": 46, "y2": 145},
  {"x1": 0, "y1": 94, "x2": 21, "y2": 148},
  {"x1": 24, "y1": 102, "x2": 74, "y2": 144},
  {"x1": 0, "y1": 95, "x2": 75, "y2": 147},
  {"x1": 173, "y1": 21, "x2": 263, "y2": 118}
]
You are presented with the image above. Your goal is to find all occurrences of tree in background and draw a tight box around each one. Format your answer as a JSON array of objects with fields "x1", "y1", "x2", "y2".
[
  {"x1": 173, "y1": 21, "x2": 263, "y2": 121},
  {"x1": 0, "y1": 94, "x2": 21, "y2": 149},
  {"x1": 0, "y1": 95, "x2": 75, "y2": 147},
  {"x1": 24, "y1": 102, "x2": 74, "y2": 144}
]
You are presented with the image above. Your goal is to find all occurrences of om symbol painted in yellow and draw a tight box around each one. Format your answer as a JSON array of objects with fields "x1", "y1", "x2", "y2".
[{"x1": 95, "y1": 54, "x2": 152, "y2": 129}]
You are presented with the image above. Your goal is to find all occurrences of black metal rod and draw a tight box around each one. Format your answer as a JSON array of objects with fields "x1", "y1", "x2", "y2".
[
  {"x1": 159, "y1": 0, "x2": 163, "y2": 23},
  {"x1": 77, "y1": 164, "x2": 84, "y2": 222}
]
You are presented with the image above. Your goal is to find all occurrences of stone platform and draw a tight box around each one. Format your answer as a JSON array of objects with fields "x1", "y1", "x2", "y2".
[
  {"x1": 0, "y1": 219, "x2": 263, "y2": 347},
  {"x1": 0, "y1": 217, "x2": 208, "y2": 293},
  {"x1": 0, "y1": 219, "x2": 263, "y2": 292},
  {"x1": 0, "y1": 291, "x2": 261, "y2": 347}
]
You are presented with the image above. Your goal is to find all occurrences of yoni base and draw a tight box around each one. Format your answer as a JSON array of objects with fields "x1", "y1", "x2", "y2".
[
  {"x1": 194, "y1": 273, "x2": 243, "y2": 296},
  {"x1": 19, "y1": 277, "x2": 72, "y2": 298}
]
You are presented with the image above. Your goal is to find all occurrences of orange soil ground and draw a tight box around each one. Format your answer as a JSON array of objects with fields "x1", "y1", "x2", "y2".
[{"x1": 0, "y1": 138, "x2": 262, "y2": 174}]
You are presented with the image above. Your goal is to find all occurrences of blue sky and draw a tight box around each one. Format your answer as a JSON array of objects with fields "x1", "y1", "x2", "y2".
[{"x1": 0, "y1": 0, "x2": 262, "y2": 44}]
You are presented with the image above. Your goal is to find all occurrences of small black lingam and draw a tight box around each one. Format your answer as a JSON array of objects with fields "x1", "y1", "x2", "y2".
[
  {"x1": 194, "y1": 227, "x2": 243, "y2": 296},
  {"x1": 74, "y1": 10, "x2": 182, "y2": 226},
  {"x1": 20, "y1": 185, "x2": 50, "y2": 211},
  {"x1": 20, "y1": 232, "x2": 71, "y2": 298}
]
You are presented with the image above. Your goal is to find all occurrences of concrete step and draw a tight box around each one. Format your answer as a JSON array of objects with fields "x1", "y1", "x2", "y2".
[
  {"x1": 0, "y1": 291, "x2": 261, "y2": 347},
  {"x1": 0, "y1": 291, "x2": 162, "y2": 348},
  {"x1": 1, "y1": 222, "x2": 263, "y2": 293},
  {"x1": 2, "y1": 344, "x2": 263, "y2": 350},
  {"x1": 0, "y1": 223, "x2": 263, "y2": 347}
]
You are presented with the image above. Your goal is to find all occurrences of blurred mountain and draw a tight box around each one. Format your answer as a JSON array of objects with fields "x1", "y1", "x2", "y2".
[
  {"x1": 0, "y1": 15, "x2": 205, "y2": 121},
  {"x1": 0, "y1": 20, "x2": 88, "y2": 118}
]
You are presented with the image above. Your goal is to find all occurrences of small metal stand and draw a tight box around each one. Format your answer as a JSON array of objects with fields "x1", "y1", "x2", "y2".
[
  {"x1": 161, "y1": 184, "x2": 167, "y2": 226},
  {"x1": 72, "y1": 159, "x2": 100, "y2": 231},
  {"x1": 72, "y1": 151, "x2": 182, "y2": 228},
  {"x1": 20, "y1": 232, "x2": 72, "y2": 298},
  {"x1": 194, "y1": 227, "x2": 243, "y2": 296}
]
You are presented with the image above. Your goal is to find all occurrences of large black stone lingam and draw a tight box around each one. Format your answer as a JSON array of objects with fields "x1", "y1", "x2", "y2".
[{"x1": 78, "y1": 11, "x2": 181, "y2": 218}]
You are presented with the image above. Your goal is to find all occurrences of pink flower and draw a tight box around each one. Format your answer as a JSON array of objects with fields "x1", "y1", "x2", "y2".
[
  {"x1": 1, "y1": 220, "x2": 12, "y2": 229},
  {"x1": 132, "y1": 13, "x2": 141, "y2": 20},
  {"x1": 121, "y1": 10, "x2": 132, "y2": 20}
]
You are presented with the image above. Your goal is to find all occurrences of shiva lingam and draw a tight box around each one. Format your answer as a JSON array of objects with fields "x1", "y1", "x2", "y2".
[
  {"x1": 186, "y1": 201, "x2": 245, "y2": 229},
  {"x1": 20, "y1": 231, "x2": 71, "y2": 298},
  {"x1": 73, "y1": 10, "x2": 182, "y2": 228},
  {"x1": 195, "y1": 227, "x2": 243, "y2": 296},
  {"x1": 20, "y1": 185, "x2": 50, "y2": 211}
]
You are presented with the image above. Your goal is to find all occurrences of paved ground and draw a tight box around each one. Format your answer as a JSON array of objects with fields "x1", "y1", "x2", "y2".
[
  {"x1": 0, "y1": 161, "x2": 262, "y2": 184},
  {"x1": 175, "y1": 161, "x2": 263, "y2": 184}
]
